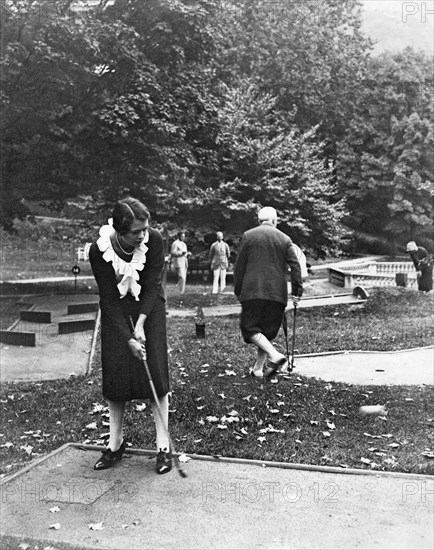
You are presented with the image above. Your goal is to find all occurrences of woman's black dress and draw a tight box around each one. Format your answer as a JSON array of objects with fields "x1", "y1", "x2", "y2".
[
  {"x1": 410, "y1": 247, "x2": 433, "y2": 292},
  {"x1": 89, "y1": 227, "x2": 169, "y2": 401}
]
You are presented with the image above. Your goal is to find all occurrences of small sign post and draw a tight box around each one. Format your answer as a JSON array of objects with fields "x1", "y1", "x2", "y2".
[{"x1": 72, "y1": 265, "x2": 81, "y2": 291}]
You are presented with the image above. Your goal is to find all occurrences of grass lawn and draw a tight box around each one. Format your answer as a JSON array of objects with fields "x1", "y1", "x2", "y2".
[{"x1": 1, "y1": 287, "x2": 433, "y2": 479}]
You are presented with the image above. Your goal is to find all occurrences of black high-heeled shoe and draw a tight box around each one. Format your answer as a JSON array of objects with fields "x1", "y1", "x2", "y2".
[
  {"x1": 94, "y1": 440, "x2": 126, "y2": 470},
  {"x1": 156, "y1": 449, "x2": 172, "y2": 475}
]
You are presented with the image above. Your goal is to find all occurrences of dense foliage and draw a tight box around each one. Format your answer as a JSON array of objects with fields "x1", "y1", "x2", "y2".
[{"x1": 1, "y1": 0, "x2": 433, "y2": 254}]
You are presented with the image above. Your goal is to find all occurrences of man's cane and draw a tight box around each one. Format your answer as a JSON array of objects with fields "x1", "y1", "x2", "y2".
[
  {"x1": 290, "y1": 304, "x2": 298, "y2": 372},
  {"x1": 282, "y1": 310, "x2": 290, "y2": 368},
  {"x1": 129, "y1": 318, "x2": 186, "y2": 478}
]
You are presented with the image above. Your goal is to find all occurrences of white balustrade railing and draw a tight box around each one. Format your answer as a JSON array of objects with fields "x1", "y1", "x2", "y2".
[{"x1": 328, "y1": 261, "x2": 418, "y2": 289}]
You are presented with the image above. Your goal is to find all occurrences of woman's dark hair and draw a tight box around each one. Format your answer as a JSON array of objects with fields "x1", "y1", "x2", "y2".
[{"x1": 112, "y1": 197, "x2": 150, "y2": 235}]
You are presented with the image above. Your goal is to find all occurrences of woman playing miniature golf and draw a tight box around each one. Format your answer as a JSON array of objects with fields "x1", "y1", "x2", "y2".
[{"x1": 89, "y1": 197, "x2": 172, "y2": 474}]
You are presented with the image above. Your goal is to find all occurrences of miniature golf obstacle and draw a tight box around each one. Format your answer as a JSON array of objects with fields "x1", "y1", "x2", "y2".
[
  {"x1": 0, "y1": 330, "x2": 36, "y2": 347},
  {"x1": 67, "y1": 303, "x2": 99, "y2": 315},
  {"x1": 352, "y1": 285, "x2": 369, "y2": 300},
  {"x1": 20, "y1": 310, "x2": 52, "y2": 323},
  {"x1": 58, "y1": 318, "x2": 96, "y2": 334},
  {"x1": 195, "y1": 305, "x2": 206, "y2": 338},
  {"x1": 395, "y1": 273, "x2": 408, "y2": 287}
]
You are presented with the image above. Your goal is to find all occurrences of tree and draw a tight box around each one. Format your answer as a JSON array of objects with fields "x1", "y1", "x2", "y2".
[
  {"x1": 215, "y1": 0, "x2": 373, "y2": 149},
  {"x1": 195, "y1": 81, "x2": 349, "y2": 257},
  {"x1": 1, "y1": 0, "x2": 222, "y2": 228},
  {"x1": 1, "y1": 0, "x2": 145, "y2": 227},
  {"x1": 336, "y1": 49, "x2": 434, "y2": 252}
]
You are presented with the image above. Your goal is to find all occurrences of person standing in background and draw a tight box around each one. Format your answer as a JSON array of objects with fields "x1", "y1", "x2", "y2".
[
  {"x1": 171, "y1": 232, "x2": 190, "y2": 294},
  {"x1": 407, "y1": 241, "x2": 433, "y2": 292},
  {"x1": 209, "y1": 231, "x2": 230, "y2": 294}
]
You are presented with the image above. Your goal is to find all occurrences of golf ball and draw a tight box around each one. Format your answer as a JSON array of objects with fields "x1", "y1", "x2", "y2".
[{"x1": 359, "y1": 405, "x2": 387, "y2": 416}]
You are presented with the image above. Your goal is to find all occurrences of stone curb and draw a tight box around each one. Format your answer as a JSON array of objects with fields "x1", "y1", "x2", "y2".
[
  {"x1": 295, "y1": 345, "x2": 434, "y2": 359},
  {"x1": 1, "y1": 443, "x2": 431, "y2": 486}
]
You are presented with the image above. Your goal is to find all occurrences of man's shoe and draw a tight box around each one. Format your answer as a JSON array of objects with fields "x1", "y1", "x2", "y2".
[
  {"x1": 263, "y1": 357, "x2": 288, "y2": 378},
  {"x1": 94, "y1": 440, "x2": 126, "y2": 470},
  {"x1": 249, "y1": 368, "x2": 264, "y2": 378},
  {"x1": 156, "y1": 449, "x2": 173, "y2": 475}
]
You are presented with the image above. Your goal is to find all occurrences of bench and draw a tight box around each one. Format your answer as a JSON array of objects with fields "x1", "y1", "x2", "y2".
[{"x1": 187, "y1": 261, "x2": 210, "y2": 276}]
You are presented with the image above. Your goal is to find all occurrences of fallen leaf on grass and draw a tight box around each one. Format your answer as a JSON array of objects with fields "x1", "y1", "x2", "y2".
[
  {"x1": 225, "y1": 370, "x2": 237, "y2": 376},
  {"x1": 323, "y1": 431, "x2": 331, "y2": 438},
  {"x1": 88, "y1": 522, "x2": 104, "y2": 531},
  {"x1": 178, "y1": 454, "x2": 191, "y2": 463},
  {"x1": 90, "y1": 403, "x2": 106, "y2": 414},
  {"x1": 421, "y1": 451, "x2": 434, "y2": 459},
  {"x1": 360, "y1": 457, "x2": 371, "y2": 465},
  {"x1": 269, "y1": 409, "x2": 280, "y2": 414},
  {"x1": 18, "y1": 544, "x2": 30, "y2": 550},
  {"x1": 20, "y1": 445, "x2": 33, "y2": 456},
  {"x1": 326, "y1": 422, "x2": 336, "y2": 430},
  {"x1": 206, "y1": 416, "x2": 218, "y2": 423},
  {"x1": 196, "y1": 406, "x2": 205, "y2": 410},
  {"x1": 228, "y1": 410, "x2": 240, "y2": 416},
  {"x1": 310, "y1": 421, "x2": 319, "y2": 426},
  {"x1": 1, "y1": 442, "x2": 14, "y2": 448},
  {"x1": 259, "y1": 425, "x2": 285, "y2": 434},
  {"x1": 257, "y1": 436, "x2": 266, "y2": 443},
  {"x1": 220, "y1": 415, "x2": 239, "y2": 424},
  {"x1": 388, "y1": 443, "x2": 400, "y2": 448},
  {"x1": 217, "y1": 425, "x2": 227, "y2": 430},
  {"x1": 218, "y1": 393, "x2": 226, "y2": 399},
  {"x1": 242, "y1": 395, "x2": 252, "y2": 402},
  {"x1": 135, "y1": 403, "x2": 146, "y2": 412},
  {"x1": 85, "y1": 422, "x2": 97, "y2": 430},
  {"x1": 405, "y1": 398, "x2": 414, "y2": 402}
]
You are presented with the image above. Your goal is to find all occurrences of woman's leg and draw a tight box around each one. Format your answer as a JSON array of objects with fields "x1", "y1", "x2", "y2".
[
  {"x1": 107, "y1": 399, "x2": 126, "y2": 451},
  {"x1": 152, "y1": 393, "x2": 170, "y2": 451}
]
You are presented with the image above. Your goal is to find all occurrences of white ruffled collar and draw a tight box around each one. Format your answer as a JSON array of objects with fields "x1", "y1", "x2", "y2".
[{"x1": 97, "y1": 218, "x2": 149, "y2": 301}]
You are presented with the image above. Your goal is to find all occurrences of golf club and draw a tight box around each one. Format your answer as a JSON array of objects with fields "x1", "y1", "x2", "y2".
[{"x1": 129, "y1": 317, "x2": 187, "y2": 478}]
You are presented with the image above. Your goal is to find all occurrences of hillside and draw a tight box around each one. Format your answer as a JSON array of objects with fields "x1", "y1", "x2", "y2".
[{"x1": 361, "y1": 0, "x2": 434, "y2": 54}]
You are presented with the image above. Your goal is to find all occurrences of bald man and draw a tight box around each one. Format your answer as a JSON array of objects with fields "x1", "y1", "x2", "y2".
[{"x1": 234, "y1": 207, "x2": 303, "y2": 378}]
